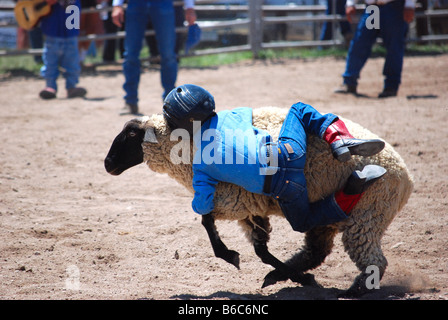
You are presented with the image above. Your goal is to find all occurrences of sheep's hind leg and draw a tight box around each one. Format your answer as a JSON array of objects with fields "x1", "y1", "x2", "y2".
[
  {"x1": 262, "y1": 225, "x2": 337, "y2": 288},
  {"x1": 201, "y1": 214, "x2": 240, "y2": 269},
  {"x1": 339, "y1": 220, "x2": 388, "y2": 298},
  {"x1": 246, "y1": 216, "x2": 318, "y2": 288}
]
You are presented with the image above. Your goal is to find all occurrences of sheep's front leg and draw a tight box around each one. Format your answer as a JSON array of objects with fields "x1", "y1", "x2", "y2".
[
  {"x1": 201, "y1": 214, "x2": 240, "y2": 269},
  {"x1": 245, "y1": 216, "x2": 317, "y2": 288}
]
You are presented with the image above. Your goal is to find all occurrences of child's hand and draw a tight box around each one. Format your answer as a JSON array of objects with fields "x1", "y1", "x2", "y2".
[{"x1": 185, "y1": 8, "x2": 196, "y2": 26}]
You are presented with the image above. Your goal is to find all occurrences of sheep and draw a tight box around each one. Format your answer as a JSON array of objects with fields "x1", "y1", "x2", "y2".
[{"x1": 104, "y1": 106, "x2": 413, "y2": 297}]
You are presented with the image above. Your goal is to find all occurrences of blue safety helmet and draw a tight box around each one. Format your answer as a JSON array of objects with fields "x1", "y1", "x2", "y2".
[{"x1": 163, "y1": 84, "x2": 216, "y2": 134}]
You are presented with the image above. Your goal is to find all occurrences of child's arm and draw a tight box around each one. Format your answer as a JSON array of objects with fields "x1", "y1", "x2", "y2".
[{"x1": 192, "y1": 170, "x2": 219, "y2": 215}]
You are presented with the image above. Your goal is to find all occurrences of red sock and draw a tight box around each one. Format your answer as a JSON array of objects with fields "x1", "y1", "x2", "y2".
[{"x1": 335, "y1": 190, "x2": 363, "y2": 214}]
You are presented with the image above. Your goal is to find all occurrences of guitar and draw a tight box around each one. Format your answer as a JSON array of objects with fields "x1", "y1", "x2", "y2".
[{"x1": 14, "y1": 0, "x2": 51, "y2": 30}]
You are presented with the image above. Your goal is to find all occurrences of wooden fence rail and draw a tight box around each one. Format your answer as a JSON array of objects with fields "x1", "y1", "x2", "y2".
[{"x1": 0, "y1": 0, "x2": 447, "y2": 59}]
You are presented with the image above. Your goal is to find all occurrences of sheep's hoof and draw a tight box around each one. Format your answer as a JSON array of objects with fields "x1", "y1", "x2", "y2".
[
  {"x1": 262, "y1": 270, "x2": 320, "y2": 288},
  {"x1": 219, "y1": 249, "x2": 240, "y2": 270},
  {"x1": 262, "y1": 270, "x2": 288, "y2": 288},
  {"x1": 338, "y1": 287, "x2": 368, "y2": 299},
  {"x1": 338, "y1": 274, "x2": 370, "y2": 298},
  {"x1": 300, "y1": 273, "x2": 321, "y2": 288}
]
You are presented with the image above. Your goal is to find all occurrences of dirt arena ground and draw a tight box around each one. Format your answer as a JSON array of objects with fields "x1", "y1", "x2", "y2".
[{"x1": 0, "y1": 52, "x2": 447, "y2": 300}]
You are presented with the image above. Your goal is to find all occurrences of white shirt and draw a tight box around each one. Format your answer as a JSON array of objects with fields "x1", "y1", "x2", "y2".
[
  {"x1": 346, "y1": 0, "x2": 415, "y2": 8},
  {"x1": 112, "y1": 0, "x2": 194, "y2": 9}
]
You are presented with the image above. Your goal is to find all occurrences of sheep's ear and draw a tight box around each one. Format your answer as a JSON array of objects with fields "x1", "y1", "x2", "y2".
[{"x1": 144, "y1": 127, "x2": 159, "y2": 144}]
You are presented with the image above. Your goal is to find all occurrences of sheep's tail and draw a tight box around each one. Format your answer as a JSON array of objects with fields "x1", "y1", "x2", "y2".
[{"x1": 247, "y1": 215, "x2": 270, "y2": 234}]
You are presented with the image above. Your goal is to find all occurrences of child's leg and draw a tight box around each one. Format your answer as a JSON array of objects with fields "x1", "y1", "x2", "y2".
[
  {"x1": 60, "y1": 37, "x2": 86, "y2": 98},
  {"x1": 273, "y1": 166, "x2": 347, "y2": 233},
  {"x1": 279, "y1": 102, "x2": 338, "y2": 142},
  {"x1": 40, "y1": 36, "x2": 60, "y2": 92},
  {"x1": 322, "y1": 119, "x2": 385, "y2": 162},
  {"x1": 60, "y1": 37, "x2": 81, "y2": 90},
  {"x1": 276, "y1": 165, "x2": 386, "y2": 233}
]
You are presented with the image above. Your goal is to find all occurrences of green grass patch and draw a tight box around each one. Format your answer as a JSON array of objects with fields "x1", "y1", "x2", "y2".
[
  {"x1": 405, "y1": 43, "x2": 448, "y2": 54},
  {"x1": 0, "y1": 54, "x2": 42, "y2": 75},
  {"x1": 179, "y1": 47, "x2": 348, "y2": 68},
  {"x1": 1, "y1": 43, "x2": 447, "y2": 76},
  {"x1": 180, "y1": 51, "x2": 253, "y2": 67}
]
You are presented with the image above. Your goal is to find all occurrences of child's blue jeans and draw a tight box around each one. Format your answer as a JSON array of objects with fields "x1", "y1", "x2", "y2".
[
  {"x1": 268, "y1": 102, "x2": 348, "y2": 232},
  {"x1": 40, "y1": 36, "x2": 81, "y2": 91}
]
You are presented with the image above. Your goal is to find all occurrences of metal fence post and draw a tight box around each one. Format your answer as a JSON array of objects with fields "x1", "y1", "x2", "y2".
[{"x1": 249, "y1": 0, "x2": 263, "y2": 58}]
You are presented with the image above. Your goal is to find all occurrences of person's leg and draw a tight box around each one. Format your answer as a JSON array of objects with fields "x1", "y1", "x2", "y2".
[
  {"x1": 272, "y1": 105, "x2": 342, "y2": 232},
  {"x1": 334, "y1": 165, "x2": 387, "y2": 213},
  {"x1": 279, "y1": 102, "x2": 338, "y2": 143},
  {"x1": 322, "y1": 118, "x2": 385, "y2": 161},
  {"x1": 149, "y1": 0, "x2": 177, "y2": 99},
  {"x1": 39, "y1": 36, "x2": 60, "y2": 98},
  {"x1": 379, "y1": 0, "x2": 407, "y2": 96},
  {"x1": 122, "y1": 2, "x2": 149, "y2": 106},
  {"x1": 174, "y1": 5, "x2": 185, "y2": 55},
  {"x1": 320, "y1": 0, "x2": 333, "y2": 41},
  {"x1": 341, "y1": 12, "x2": 379, "y2": 88},
  {"x1": 281, "y1": 102, "x2": 385, "y2": 162},
  {"x1": 60, "y1": 37, "x2": 86, "y2": 98},
  {"x1": 273, "y1": 163, "x2": 386, "y2": 233},
  {"x1": 272, "y1": 103, "x2": 386, "y2": 232},
  {"x1": 145, "y1": 17, "x2": 159, "y2": 58},
  {"x1": 102, "y1": 13, "x2": 118, "y2": 62},
  {"x1": 61, "y1": 37, "x2": 81, "y2": 89}
]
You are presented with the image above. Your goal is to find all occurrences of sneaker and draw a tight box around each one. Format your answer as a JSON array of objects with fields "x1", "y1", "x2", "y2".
[
  {"x1": 378, "y1": 88, "x2": 397, "y2": 98},
  {"x1": 67, "y1": 87, "x2": 87, "y2": 99},
  {"x1": 39, "y1": 88, "x2": 56, "y2": 100},
  {"x1": 120, "y1": 103, "x2": 142, "y2": 116},
  {"x1": 334, "y1": 83, "x2": 357, "y2": 95}
]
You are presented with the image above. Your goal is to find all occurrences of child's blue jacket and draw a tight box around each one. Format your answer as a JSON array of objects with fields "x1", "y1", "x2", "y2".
[
  {"x1": 191, "y1": 107, "x2": 272, "y2": 215},
  {"x1": 40, "y1": 0, "x2": 81, "y2": 38}
]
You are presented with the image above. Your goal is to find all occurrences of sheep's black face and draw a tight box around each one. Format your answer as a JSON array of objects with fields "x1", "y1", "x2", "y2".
[{"x1": 105, "y1": 121, "x2": 145, "y2": 175}]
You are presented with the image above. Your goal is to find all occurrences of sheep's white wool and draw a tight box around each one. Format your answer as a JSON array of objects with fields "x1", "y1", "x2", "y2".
[
  {"x1": 136, "y1": 116, "x2": 150, "y2": 123},
  {"x1": 139, "y1": 106, "x2": 414, "y2": 294}
]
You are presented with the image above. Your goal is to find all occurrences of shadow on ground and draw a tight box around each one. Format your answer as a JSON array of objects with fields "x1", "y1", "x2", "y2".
[{"x1": 170, "y1": 283, "x2": 414, "y2": 300}]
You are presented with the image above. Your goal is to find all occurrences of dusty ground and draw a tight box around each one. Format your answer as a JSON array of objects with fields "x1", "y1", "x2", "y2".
[{"x1": 0, "y1": 52, "x2": 447, "y2": 301}]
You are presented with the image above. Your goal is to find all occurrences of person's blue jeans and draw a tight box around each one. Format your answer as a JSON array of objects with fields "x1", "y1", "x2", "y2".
[
  {"x1": 342, "y1": 0, "x2": 408, "y2": 91},
  {"x1": 40, "y1": 36, "x2": 80, "y2": 91},
  {"x1": 267, "y1": 103, "x2": 347, "y2": 232},
  {"x1": 320, "y1": 0, "x2": 351, "y2": 40},
  {"x1": 123, "y1": 0, "x2": 177, "y2": 104}
]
